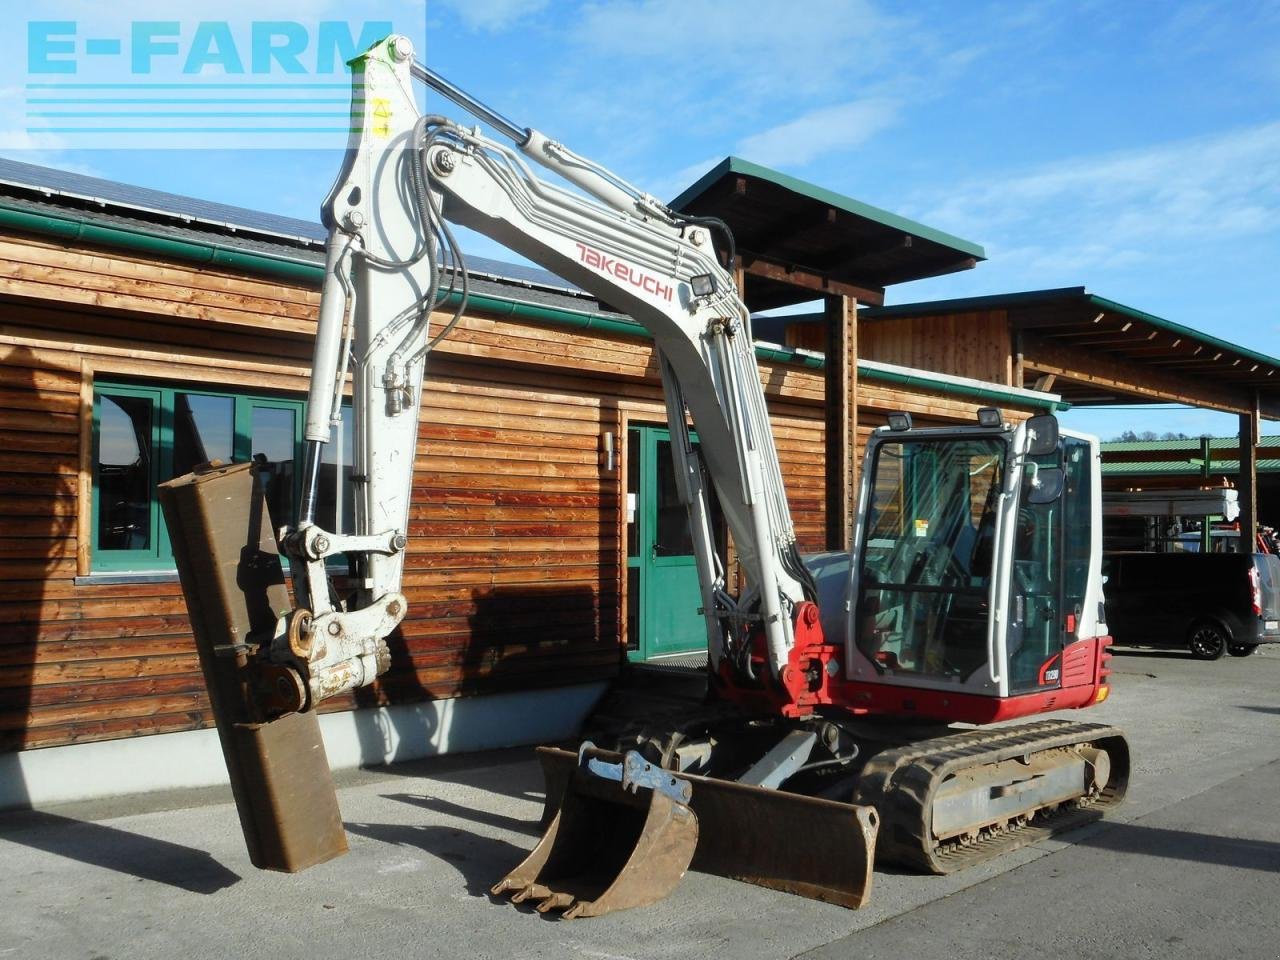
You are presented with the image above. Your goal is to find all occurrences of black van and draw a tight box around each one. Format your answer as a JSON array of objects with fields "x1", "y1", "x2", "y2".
[{"x1": 1104, "y1": 552, "x2": 1280, "y2": 659}]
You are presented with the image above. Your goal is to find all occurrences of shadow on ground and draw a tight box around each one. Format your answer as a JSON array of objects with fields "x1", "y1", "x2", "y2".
[
  {"x1": 1111, "y1": 647, "x2": 1195, "y2": 660},
  {"x1": 343, "y1": 819, "x2": 528, "y2": 898},
  {"x1": 1240, "y1": 705, "x2": 1280, "y2": 716},
  {"x1": 347, "y1": 746, "x2": 548, "y2": 803},
  {"x1": 1076, "y1": 819, "x2": 1280, "y2": 873},
  {"x1": 383, "y1": 791, "x2": 542, "y2": 836},
  {"x1": 0, "y1": 811, "x2": 240, "y2": 893}
]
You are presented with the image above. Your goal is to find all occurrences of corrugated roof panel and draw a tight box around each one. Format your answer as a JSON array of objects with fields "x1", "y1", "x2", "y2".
[
  {"x1": 1102, "y1": 435, "x2": 1280, "y2": 452},
  {"x1": 1102, "y1": 459, "x2": 1280, "y2": 475}
]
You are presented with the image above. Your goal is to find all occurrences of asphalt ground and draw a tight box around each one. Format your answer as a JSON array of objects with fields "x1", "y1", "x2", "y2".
[{"x1": 2, "y1": 644, "x2": 1278, "y2": 960}]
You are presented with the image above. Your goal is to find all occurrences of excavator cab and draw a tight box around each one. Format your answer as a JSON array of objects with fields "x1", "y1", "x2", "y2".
[{"x1": 846, "y1": 413, "x2": 1108, "y2": 716}]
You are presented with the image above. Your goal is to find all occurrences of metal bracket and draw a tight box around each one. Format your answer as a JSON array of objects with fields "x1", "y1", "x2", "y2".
[
  {"x1": 577, "y1": 741, "x2": 692, "y2": 805},
  {"x1": 738, "y1": 729, "x2": 817, "y2": 790},
  {"x1": 291, "y1": 525, "x2": 407, "y2": 562}
]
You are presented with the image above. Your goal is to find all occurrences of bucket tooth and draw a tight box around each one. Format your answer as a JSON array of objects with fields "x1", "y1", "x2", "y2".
[
  {"x1": 492, "y1": 747, "x2": 698, "y2": 919},
  {"x1": 535, "y1": 892, "x2": 575, "y2": 914},
  {"x1": 509, "y1": 883, "x2": 549, "y2": 904}
]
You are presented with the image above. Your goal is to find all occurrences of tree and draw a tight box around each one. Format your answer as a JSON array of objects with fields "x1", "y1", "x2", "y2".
[
  {"x1": 1111, "y1": 429, "x2": 1193, "y2": 442},
  {"x1": 1114, "y1": 430, "x2": 1159, "y2": 442}
]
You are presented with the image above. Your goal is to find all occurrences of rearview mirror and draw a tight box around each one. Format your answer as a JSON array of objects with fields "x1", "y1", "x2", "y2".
[
  {"x1": 1025, "y1": 414, "x2": 1059, "y2": 458},
  {"x1": 1025, "y1": 464, "x2": 1065, "y2": 504}
]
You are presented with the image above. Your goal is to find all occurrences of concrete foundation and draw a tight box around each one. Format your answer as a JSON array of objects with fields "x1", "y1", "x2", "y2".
[{"x1": 0, "y1": 681, "x2": 608, "y2": 810}]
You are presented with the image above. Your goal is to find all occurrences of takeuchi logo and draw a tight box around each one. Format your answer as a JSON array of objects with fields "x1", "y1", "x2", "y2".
[{"x1": 575, "y1": 243, "x2": 674, "y2": 302}]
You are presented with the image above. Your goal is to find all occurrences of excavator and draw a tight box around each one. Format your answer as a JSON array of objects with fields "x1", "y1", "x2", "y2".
[{"x1": 159, "y1": 35, "x2": 1129, "y2": 918}]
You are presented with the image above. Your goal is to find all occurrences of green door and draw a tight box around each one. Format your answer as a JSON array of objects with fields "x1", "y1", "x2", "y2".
[{"x1": 627, "y1": 425, "x2": 707, "y2": 661}]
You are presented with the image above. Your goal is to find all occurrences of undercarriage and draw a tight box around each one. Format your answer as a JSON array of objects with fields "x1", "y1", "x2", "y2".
[{"x1": 491, "y1": 677, "x2": 1129, "y2": 917}]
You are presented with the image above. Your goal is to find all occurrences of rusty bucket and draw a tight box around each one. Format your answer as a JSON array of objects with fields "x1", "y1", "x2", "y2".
[
  {"x1": 491, "y1": 745, "x2": 698, "y2": 919},
  {"x1": 525, "y1": 744, "x2": 878, "y2": 913}
]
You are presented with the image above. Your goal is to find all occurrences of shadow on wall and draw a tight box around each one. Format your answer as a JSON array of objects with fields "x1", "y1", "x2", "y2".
[
  {"x1": 343, "y1": 583, "x2": 612, "y2": 769},
  {"x1": 0, "y1": 345, "x2": 79, "y2": 810},
  {"x1": 351, "y1": 622, "x2": 437, "y2": 765},
  {"x1": 466, "y1": 583, "x2": 612, "y2": 692}
]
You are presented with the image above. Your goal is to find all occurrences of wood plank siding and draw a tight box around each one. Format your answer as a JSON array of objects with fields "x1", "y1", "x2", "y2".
[
  {"x1": 0, "y1": 232, "x2": 1038, "y2": 753},
  {"x1": 858, "y1": 310, "x2": 1013, "y2": 386}
]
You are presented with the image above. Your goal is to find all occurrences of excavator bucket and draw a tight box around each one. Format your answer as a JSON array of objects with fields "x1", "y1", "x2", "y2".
[
  {"x1": 492, "y1": 745, "x2": 698, "y2": 918},
  {"x1": 159, "y1": 461, "x2": 348, "y2": 873},
  {"x1": 497, "y1": 744, "x2": 878, "y2": 917}
]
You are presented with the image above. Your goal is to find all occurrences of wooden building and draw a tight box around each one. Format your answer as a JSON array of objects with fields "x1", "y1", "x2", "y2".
[
  {"x1": 0, "y1": 157, "x2": 1061, "y2": 807},
  {"x1": 845, "y1": 289, "x2": 1280, "y2": 551}
]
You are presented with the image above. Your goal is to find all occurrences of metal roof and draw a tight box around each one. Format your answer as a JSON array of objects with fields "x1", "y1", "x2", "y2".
[
  {"x1": 670, "y1": 156, "x2": 985, "y2": 311},
  {"x1": 0, "y1": 155, "x2": 588, "y2": 300},
  {"x1": 864, "y1": 287, "x2": 1280, "y2": 410},
  {"x1": 1102, "y1": 435, "x2": 1280, "y2": 453},
  {"x1": 0, "y1": 155, "x2": 326, "y2": 246},
  {"x1": 1102, "y1": 459, "x2": 1280, "y2": 476}
]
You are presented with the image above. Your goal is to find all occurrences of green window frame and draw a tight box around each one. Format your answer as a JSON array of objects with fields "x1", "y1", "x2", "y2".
[{"x1": 91, "y1": 381, "x2": 350, "y2": 573}]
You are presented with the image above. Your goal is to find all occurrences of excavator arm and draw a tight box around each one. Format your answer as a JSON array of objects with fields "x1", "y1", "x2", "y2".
[{"x1": 273, "y1": 35, "x2": 817, "y2": 711}]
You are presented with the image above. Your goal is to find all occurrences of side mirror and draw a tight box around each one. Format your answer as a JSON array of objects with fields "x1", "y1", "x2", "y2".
[
  {"x1": 1025, "y1": 414, "x2": 1059, "y2": 458},
  {"x1": 1025, "y1": 464, "x2": 1065, "y2": 504}
]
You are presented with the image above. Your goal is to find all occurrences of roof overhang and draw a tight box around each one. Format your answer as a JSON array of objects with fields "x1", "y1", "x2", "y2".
[
  {"x1": 671, "y1": 157, "x2": 985, "y2": 311},
  {"x1": 864, "y1": 288, "x2": 1280, "y2": 420}
]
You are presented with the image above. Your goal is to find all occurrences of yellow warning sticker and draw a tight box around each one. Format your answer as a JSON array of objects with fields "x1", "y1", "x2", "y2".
[
  {"x1": 913, "y1": 518, "x2": 930, "y2": 538},
  {"x1": 372, "y1": 98, "x2": 392, "y2": 138}
]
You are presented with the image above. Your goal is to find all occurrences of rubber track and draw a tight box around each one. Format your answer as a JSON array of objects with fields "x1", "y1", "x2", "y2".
[{"x1": 853, "y1": 719, "x2": 1130, "y2": 875}]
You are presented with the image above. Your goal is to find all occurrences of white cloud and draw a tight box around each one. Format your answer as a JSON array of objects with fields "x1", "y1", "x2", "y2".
[
  {"x1": 571, "y1": 0, "x2": 898, "y2": 97},
  {"x1": 435, "y1": 0, "x2": 550, "y2": 33},
  {"x1": 734, "y1": 98, "x2": 899, "y2": 167},
  {"x1": 907, "y1": 121, "x2": 1280, "y2": 283}
]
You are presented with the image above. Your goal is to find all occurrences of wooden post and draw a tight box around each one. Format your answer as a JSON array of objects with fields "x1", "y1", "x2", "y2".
[
  {"x1": 1239, "y1": 398, "x2": 1259, "y2": 552},
  {"x1": 824, "y1": 293, "x2": 858, "y2": 551}
]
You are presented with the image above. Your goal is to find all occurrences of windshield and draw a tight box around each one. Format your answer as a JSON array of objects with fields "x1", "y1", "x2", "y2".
[{"x1": 856, "y1": 436, "x2": 1006, "y2": 679}]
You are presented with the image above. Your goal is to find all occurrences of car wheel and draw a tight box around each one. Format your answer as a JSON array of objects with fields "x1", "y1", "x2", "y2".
[
  {"x1": 1188, "y1": 621, "x2": 1228, "y2": 660},
  {"x1": 1228, "y1": 642, "x2": 1258, "y2": 657}
]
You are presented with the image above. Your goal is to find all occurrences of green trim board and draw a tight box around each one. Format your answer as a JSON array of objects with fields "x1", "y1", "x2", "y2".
[
  {"x1": 0, "y1": 200, "x2": 320, "y2": 284},
  {"x1": 3, "y1": 197, "x2": 1058, "y2": 412},
  {"x1": 669, "y1": 156, "x2": 986, "y2": 260}
]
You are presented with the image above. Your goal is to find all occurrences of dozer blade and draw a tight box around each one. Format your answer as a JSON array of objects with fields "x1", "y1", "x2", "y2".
[
  {"x1": 492, "y1": 745, "x2": 698, "y2": 918},
  {"x1": 524, "y1": 745, "x2": 878, "y2": 914}
]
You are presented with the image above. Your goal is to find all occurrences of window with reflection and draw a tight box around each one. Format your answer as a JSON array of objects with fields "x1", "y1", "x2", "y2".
[
  {"x1": 92, "y1": 382, "x2": 350, "y2": 572},
  {"x1": 856, "y1": 437, "x2": 1006, "y2": 681},
  {"x1": 96, "y1": 392, "x2": 156, "y2": 551}
]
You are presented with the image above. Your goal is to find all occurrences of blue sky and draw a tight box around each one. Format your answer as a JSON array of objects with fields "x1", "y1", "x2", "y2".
[{"x1": 8, "y1": 0, "x2": 1280, "y2": 440}]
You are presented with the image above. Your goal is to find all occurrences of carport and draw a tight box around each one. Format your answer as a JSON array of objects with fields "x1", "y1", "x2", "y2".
[
  {"x1": 860, "y1": 287, "x2": 1280, "y2": 548},
  {"x1": 671, "y1": 156, "x2": 986, "y2": 549}
]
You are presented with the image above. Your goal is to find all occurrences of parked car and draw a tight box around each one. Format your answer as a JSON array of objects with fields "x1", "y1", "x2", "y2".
[{"x1": 1103, "y1": 552, "x2": 1280, "y2": 659}]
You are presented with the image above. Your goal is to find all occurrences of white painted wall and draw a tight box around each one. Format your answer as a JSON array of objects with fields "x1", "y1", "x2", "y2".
[{"x1": 0, "y1": 682, "x2": 607, "y2": 810}]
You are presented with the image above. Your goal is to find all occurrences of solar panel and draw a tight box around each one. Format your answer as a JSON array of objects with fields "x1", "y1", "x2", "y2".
[{"x1": 0, "y1": 155, "x2": 587, "y2": 295}]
